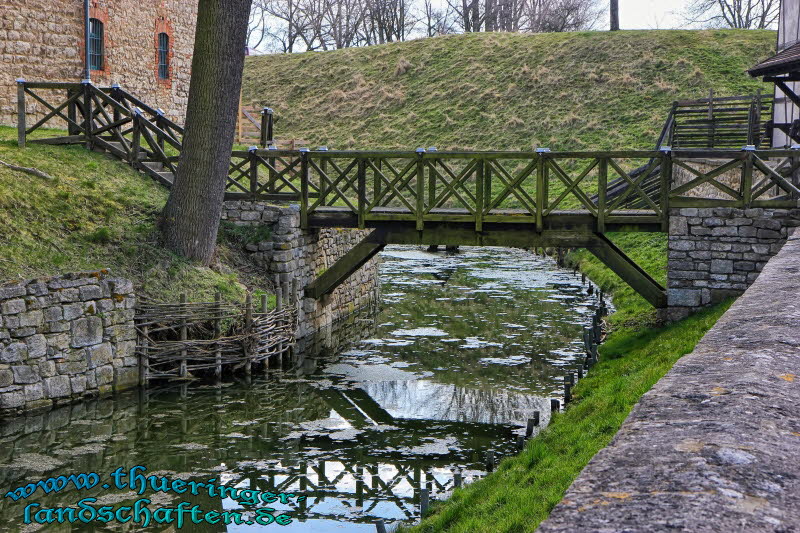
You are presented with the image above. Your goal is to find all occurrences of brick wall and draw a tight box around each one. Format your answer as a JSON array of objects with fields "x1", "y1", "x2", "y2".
[
  {"x1": 664, "y1": 206, "x2": 800, "y2": 321},
  {"x1": 221, "y1": 202, "x2": 381, "y2": 338},
  {"x1": 0, "y1": 271, "x2": 137, "y2": 416},
  {"x1": 0, "y1": 0, "x2": 196, "y2": 126}
]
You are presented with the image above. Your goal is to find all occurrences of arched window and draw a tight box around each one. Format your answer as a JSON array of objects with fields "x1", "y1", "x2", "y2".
[
  {"x1": 158, "y1": 32, "x2": 169, "y2": 79},
  {"x1": 89, "y1": 18, "x2": 104, "y2": 71}
]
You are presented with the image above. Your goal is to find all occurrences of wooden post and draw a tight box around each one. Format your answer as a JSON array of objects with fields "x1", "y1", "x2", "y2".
[
  {"x1": 358, "y1": 157, "x2": 367, "y2": 229},
  {"x1": 420, "y1": 488, "x2": 430, "y2": 514},
  {"x1": 249, "y1": 147, "x2": 258, "y2": 199},
  {"x1": 83, "y1": 81, "x2": 93, "y2": 150},
  {"x1": 375, "y1": 521, "x2": 387, "y2": 533},
  {"x1": 659, "y1": 149, "x2": 671, "y2": 232},
  {"x1": 139, "y1": 325, "x2": 149, "y2": 387},
  {"x1": 485, "y1": 450, "x2": 495, "y2": 472},
  {"x1": 214, "y1": 292, "x2": 222, "y2": 381},
  {"x1": 300, "y1": 149, "x2": 309, "y2": 229},
  {"x1": 428, "y1": 148, "x2": 437, "y2": 209},
  {"x1": 550, "y1": 398, "x2": 560, "y2": 412},
  {"x1": 16, "y1": 79, "x2": 25, "y2": 148},
  {"x1": 179, "y1": 293, "x2": 187, "y2": 378},
  {"x1": 475, "y1": 157, "x2": 484, "y2": 232},
  {"x1": 275, "y1": 277, "x2": 283, "y2": 311},
  {"x1": 454, "y1": 470, "x2": 462, "y2": 488},
  {"x1": 260, "y1": 107, "x2": 273, "y2": 148},
  {"x1": 742, "y1": 150, "x2": 754, "y2": 207},
  {"x1": 245, "y1": 292, "x2": 253, "y2": 376},
  {"x1": 536, "y1": 152, "x2": 545, "y2": 232},
  {"x1": 261, "y1": 293, "x2": 270, "y2": 372},
  {"x1": 416, "y1": 148, "x2": 425, "y2": 231},
  {"x1": 131, "y1": 111, "x2": 141, "y2": 167},
  {"x1": 597, "y1": 157, "x2": 607, "y2": 233}
]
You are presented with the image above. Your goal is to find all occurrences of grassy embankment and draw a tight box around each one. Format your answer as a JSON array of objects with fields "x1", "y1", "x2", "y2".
[
  {"x1": 242, "y1": 29, "x2": 766, "y2": 531},
  {"x1": 0, "y1": 126, "x2": 272, "y2": 303}
]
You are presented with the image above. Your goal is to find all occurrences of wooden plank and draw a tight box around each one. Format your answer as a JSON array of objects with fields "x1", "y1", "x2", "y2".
[
  {"x1": 587, "y1": 233, "x2": 666, "y2": 308},
  {"x1": 304, "y1": 231, "x2": 386, "y2": 299}
]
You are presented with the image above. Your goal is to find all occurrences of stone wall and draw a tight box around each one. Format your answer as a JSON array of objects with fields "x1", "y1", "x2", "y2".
[
  {"x1": 0, "y1": 271, "x2": 137, "y2": 416},
  {"x1": 0, "y1": 0, "x2": 197, "y2": 126},
  {"x1": 665, "y1": 206, "x2": 800, "y2": 320},
  {"x1": 221, "y1": 201, "x2": 381, "y2": 339}
]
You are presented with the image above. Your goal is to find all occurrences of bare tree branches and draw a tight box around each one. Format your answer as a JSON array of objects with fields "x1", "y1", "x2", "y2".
[
  {"x1": 247, "y1": 0, "x2": 604, "y2": 53},
  {"x1": 685, "y1": 0, "x2": 779, "y2": 29}
]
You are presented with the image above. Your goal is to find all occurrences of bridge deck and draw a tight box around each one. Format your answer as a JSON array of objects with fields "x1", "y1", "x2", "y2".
[{"x1": 308, "y1": 206, "x2": 661, "y2": 232}]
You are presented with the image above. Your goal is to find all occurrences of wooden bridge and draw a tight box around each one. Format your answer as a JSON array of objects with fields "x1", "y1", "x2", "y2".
[{"x1": 16, "y1": 81, "x2": 800, "y2": 310}]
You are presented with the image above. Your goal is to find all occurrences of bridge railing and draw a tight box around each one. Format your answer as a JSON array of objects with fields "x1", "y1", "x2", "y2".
[
  {"x1": 16, "y1": 81, "x2": 800, "y2": 228},
  {"x1": 231, "y1": 148, "x2": 799, "y2": 231}
]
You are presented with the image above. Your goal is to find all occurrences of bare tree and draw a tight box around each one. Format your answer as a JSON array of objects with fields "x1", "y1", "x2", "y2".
[
  {"x1": 685, "y1": 0, "x2": 779, "y2": 28},
  {"x1": 422, "y1": 0, "x2": 458, "y2": 36}
]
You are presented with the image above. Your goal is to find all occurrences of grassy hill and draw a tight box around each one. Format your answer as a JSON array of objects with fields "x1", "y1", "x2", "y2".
[{"x1": 243, "y1": 30, "x2": 775, "y2": 151}]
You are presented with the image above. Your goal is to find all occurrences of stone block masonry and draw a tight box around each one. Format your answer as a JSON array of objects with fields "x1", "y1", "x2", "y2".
[
  {"x1": 664, "y1": 206, "x2": 800, "y2": 321},
  {"x1": 221, "y1": 201, "x2": 381, "y2": 339},
  {"x1": 0, "y1": 271, "x2": 137, "y2": 416},
  {"x1": 538, "y1": 229, "x2": 800, "y2": 532}
]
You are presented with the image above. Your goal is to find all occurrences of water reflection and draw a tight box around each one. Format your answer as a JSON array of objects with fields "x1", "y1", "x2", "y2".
[{"x1": 0, "y1": 246, "x2": 605, "y2": 531}]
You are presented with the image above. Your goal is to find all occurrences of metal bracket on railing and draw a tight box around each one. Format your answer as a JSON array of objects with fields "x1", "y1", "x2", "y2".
[
  {"x1": 415, "y1": 148, "x2": 426, "y2": 154},
  {"x1": 15, "y1": 78, "x2": 25, "y2": 84},
  {"x1": 317, "y1": 146, "x2": 328, "y2": 151},
  {"x1": 536, "y1": 147, "x2": 551, "y2": 153},
  {"x1": 742, "y1": 145, "x2": 756, "y2": 151},
  {"x1": 790, "y1": 144, "x2": 800, "y2": 150},
  {"x1": 248, "y1": 146, "x2": 258, "y2": 153},
  {"x1": 81, "y1": 79, "x2": 92, "y2": 85},
  {"x1": 261, "y1": 107, "x2": 273, "y2": 115},
  {"x1": 156, "y1": 108, "x2": 165, "y2": 116},
  {"x1": 428, "y1": 146, "x2": 438, "y2": 152},
  {"x1": 268, "y1": 144, "x2": 278, "y2": 150},
  {"x1": 299, "y1": 147, "x2": 310, "y2": 153},
  {"x1": 659, "y1": 146, "x2": 672, "y2": 153},
  {"x1": 111, "y1": 83, "x2": 121, "y2": 89}
]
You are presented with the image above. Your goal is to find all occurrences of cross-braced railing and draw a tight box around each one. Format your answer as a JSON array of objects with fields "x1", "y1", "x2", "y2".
[{"x1": 16, "y1": 80, "x2": 800, "y2": 233}]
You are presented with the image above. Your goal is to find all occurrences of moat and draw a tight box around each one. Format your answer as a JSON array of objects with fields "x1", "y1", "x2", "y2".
[{"x1": 0, "y1": 245, "x2": 605, "y2": 531}]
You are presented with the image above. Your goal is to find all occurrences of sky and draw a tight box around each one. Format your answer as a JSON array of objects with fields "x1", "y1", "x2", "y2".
[{"x1": 618, "y1": 0, "x2": 691, "y2": 30}]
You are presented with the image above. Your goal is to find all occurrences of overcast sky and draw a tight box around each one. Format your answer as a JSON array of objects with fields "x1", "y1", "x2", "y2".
[{"x1": 617, "y1": 0, "x2": 693, "y2": 29}]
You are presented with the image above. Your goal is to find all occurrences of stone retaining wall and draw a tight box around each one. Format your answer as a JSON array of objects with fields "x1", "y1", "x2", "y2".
[
  {"x1": 665, "y1": 206, "x2": 800, "y2": 320},
  {"x1": 221, "y1": 201, "x2": 381, "y2": 338},
  {"x1": 0, "y1": 271, "x2": 137, "y2": 416}
]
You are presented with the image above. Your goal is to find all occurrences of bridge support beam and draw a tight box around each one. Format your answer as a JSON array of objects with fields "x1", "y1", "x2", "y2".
[
  {"x1": 586, "y1": 233, "x2": 667, "y2": 308},
  {"x1": 304, "y1": 230, "x2": 386, "y2": 299}
]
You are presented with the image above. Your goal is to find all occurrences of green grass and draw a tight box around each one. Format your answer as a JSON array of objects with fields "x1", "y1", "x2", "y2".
[
  {"x1": 244, "y1": 30, "x2": 775, "y2": 151},
  {"x1": 0, "y1": 126, "x2": 269, "y2": 303}
]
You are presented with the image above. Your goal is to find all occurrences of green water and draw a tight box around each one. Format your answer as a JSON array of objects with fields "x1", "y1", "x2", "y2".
[{"x1": 0, "y1": 246, "x2": 604, "y2": 531}]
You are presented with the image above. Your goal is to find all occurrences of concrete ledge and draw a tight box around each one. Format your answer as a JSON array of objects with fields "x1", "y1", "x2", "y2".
[{"x1": 538, "y1": 230, "x2": 800, "y2": 532}]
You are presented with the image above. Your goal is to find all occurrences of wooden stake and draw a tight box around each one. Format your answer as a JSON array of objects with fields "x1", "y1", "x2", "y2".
[
  {"x1": 179, "y1": 293, "x2": 187, "y2": 378},
  {"x1": 140, "y1": 324, "x2": 149, "y2": 387},
  {"x1": 551, "y1": 398, "x2": 560, "y2": 412},
  {"x1": 245, "y1": 292, "x2": 253, "y2": 376},
  {"x1": 214, "y1": 292, "x2": 222, "y2": 381}
]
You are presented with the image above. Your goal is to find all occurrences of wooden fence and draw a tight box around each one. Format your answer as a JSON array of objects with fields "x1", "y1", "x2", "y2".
[{"x1": 135, "y1": 289, "x2": 297, "y2": 383}]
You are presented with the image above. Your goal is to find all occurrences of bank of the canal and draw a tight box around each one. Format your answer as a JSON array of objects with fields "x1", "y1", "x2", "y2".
[
  {"x1": 0, "y1": 246, "x2": 606, "y2": 532},
  {"x1": 404, "y1": 233, "x2": 732, "y2": 533}
]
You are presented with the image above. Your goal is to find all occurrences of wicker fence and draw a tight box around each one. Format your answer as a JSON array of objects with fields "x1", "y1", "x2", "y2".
[{"x1": 135, "y1": 291, "x2": 297, "y2": 383}]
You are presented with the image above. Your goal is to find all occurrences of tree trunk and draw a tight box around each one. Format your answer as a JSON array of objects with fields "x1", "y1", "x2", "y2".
[
  {"x1": 161, "y1": 0, "x2": 253, "y2": 264},
  {"x1": 610, "y1": 0, "x2": 619, "y2": 30}
]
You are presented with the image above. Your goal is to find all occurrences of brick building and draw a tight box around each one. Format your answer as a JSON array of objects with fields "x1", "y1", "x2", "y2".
[{"x1": 0, "y1": 0, "x2": 198, "y2": 126}]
